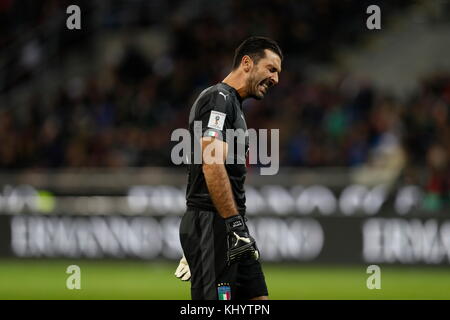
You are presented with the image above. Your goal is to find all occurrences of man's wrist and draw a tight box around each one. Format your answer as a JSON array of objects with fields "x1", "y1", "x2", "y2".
[{"x1": 224, "y1": 214, "x2": 245, "y2": 232}]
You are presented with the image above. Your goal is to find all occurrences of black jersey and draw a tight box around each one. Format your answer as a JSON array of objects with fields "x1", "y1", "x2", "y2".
[{"x1": 186, "y1": 82, "x2": 249, "y2": 214}]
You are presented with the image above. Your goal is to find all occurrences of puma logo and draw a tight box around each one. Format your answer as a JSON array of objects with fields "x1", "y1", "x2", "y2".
[
  {"x1": 219, "y1": 92, "x2": 228, "y2": 100},
  {"x1": 233, "y1": 232, "x2": 251, "y2": 246}
]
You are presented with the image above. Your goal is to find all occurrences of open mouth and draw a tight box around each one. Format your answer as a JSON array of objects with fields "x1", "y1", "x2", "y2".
[{"x1": 259, "y1": 80, "x2": 270, "y2": 95}]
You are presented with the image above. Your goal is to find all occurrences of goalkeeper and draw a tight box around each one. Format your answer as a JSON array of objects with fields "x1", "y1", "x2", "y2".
[{"x1": 176, "y1": 36, "x2": 282, "y2": 300}]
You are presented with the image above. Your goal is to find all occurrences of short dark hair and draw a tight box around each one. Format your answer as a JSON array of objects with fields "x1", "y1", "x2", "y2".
[{"x1": 232, "y1": 36, "x2": 283, "y2": 70}]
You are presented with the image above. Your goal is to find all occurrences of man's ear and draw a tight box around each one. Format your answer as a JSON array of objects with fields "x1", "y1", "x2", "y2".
[{"x1": 241, "y1": 55, "x2": 253, "y2": 73}]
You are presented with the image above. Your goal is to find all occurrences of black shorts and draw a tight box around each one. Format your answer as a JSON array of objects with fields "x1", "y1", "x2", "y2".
[{"x1": 179, "y1": 208, "x2": 268, "y2": 300}]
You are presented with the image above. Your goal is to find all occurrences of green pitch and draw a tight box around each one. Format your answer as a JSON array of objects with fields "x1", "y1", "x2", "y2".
[{"x1": 0, "y1": 259, "x2": 449, "y2": 300}]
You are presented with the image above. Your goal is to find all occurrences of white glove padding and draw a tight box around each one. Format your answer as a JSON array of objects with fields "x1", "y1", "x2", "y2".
[{"x1": 174, "y1": 255, "x2": 191, "y2": 281}]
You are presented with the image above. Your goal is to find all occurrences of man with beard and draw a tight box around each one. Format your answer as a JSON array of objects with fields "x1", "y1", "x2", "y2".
[{"x1": 175, "y1": 36, "x2": 283, "y2": 300}]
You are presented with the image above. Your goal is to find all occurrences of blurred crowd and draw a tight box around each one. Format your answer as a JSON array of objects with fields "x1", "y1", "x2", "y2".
[
  {"x1": 0, "y1": 0, "x2": 449, "y2": 205},
  {"x1": 1, "y1": 50, "x2": 448, "y2": 169}
]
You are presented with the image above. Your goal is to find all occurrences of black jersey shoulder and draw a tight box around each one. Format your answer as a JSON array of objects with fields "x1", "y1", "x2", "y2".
[{"x1": 189, "y1": 83, "x2": 240, "y2": 124}]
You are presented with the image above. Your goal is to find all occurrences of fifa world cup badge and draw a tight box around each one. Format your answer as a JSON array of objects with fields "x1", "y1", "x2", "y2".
[{"x1": 217, "y1": 283, "x2": 231, "y2": 300}]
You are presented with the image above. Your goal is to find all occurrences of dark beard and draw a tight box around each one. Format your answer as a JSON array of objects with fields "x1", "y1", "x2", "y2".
[{"x1": 247, "y1": 75, "x2": 264, "y2": 100}]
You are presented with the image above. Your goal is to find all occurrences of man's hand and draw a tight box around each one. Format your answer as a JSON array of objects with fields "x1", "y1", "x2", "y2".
[
  {"x1": 174, "y1": 255, "x2": 191, "y2": 281},
  {"x1": 224, "y1": 215, "x2": 259, "y2": 265}
]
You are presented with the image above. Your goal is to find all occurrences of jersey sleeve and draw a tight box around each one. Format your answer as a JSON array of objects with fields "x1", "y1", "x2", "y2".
[{"x1": 196, "y1": 90, "x2": 235, "y2": 142}]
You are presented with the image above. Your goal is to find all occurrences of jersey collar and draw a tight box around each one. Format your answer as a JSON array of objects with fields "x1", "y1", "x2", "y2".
[{"x1": 220, "y1": 82, "x2": 243, "y2": 104}]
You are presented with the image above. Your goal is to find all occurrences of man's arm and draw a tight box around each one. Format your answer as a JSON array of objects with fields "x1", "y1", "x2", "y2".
[
  {"x1": 201, "y1": 137, "x2": 238, "y2": 218},
  {"x1": 201, "y1": 136, "x2": 259, "y2": 265}
]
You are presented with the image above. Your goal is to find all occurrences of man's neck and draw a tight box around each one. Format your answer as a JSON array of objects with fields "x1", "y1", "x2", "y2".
[{"x1": 222, "y1": 71, "x2": 247, "y2": 100}]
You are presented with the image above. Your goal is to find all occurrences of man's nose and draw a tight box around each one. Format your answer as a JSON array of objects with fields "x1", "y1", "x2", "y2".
[{"x1": 270, "y1": 73, "x2": 279, "y2": 86}]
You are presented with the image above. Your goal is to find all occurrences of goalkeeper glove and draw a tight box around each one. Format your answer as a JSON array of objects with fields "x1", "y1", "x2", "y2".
[
  {"x1": 224, "y1": 214, "x2": 259, "y2": 265},
  {"x1": 174, "y1": 255, "x2": 191, "y2": 281}
]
